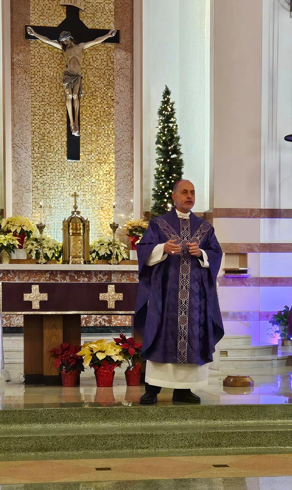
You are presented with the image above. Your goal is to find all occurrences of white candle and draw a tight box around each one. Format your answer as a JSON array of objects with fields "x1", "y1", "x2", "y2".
[{"x1": 40, "y1": 202, "x2": 44, "y2": 223}]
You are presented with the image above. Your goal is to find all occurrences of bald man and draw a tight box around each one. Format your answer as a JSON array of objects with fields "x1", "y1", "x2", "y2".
[{"x1": 135, "y1": 180, "x2": 224, "y2": 404}]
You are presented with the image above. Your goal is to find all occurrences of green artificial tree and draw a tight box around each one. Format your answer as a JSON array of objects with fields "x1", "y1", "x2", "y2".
[{"x1": 151, "y1": 86, "x2": 184, "y2": 216}]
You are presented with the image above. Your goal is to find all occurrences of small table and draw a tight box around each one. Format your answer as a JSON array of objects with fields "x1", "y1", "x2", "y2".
[{"x1": 0, "y1": 281, "x2": 138, "y2": 385}]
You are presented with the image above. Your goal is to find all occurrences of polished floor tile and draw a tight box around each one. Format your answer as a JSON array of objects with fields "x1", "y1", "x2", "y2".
[
  {"x1": 1, "y1": 369, "x2": 292, "y2": 409},
  {"x1": 1, "y1": 455, "x2": 292, "y2": 485}
]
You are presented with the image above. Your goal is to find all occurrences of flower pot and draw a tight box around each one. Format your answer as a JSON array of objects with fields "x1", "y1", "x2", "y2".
[
  {"x1": 130, "y1": 250, "x2": 137, "y2": 260},
  {"x1": 93, "y1": 365, "x2": 115, "y2": 387},
  {"x1": 278, "y1": 339, "x2": 292, "y2": 347},
  {"x1": 61, "y1": 369, "x2": 79, "y2": 387},
  {"x1": 125, "y1": 363, "x2": 141, "y2": 386},
  {"x1": 11, "y1": 249, "x2": 27, "y2": 260},
  {"x1": 13, "y1": 233, "x2": 26, "y2": 249},
  {"x1": 128, "y1": 236, "x2": 140, "y2": 251},
  {"x1": 0, "y1": 251, "x2": 11, "y2": 264}
]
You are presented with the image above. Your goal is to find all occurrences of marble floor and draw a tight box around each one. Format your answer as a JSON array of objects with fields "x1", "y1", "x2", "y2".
[
  {"x1": 0, "y1": 368, "x2": 292, "y2": 409},
  {"x1": 0, "y1": 455, "x2": 292, "y2": 487}
]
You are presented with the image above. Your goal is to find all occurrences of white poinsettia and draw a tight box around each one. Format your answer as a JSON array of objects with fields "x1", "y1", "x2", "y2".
[
  {"x1": 124, "y1": 219, "x2": 148, "y2": 238},
  {"x1": 1, "y1": 216, "x2": 36, "y2": 237},
  {"x1": 25, "y1": 233, "x2": 62, "y2": 262},
  {"x1": 0, "y1": 233, "x2": 19, "y2": 254},
  {"x1": 90, "y1": 237, "x2": 129, "y2": 263}
]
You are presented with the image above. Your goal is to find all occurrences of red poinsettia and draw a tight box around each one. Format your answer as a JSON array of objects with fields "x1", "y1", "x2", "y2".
[
  {"x1": 50, "y1": 343, "x2": 84, "y2": 374},
  {"x1": 113, "y1": 334, "x2": 142, "y2": 367}
]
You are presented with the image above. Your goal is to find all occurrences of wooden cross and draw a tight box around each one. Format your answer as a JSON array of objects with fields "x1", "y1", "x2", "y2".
[
  {"x1": 23, "y1": 285, "x2": 49, "y2": 310},
  {"x1": 25, "y1": 5, "x2": 120, "y2": 161},
  {"x1": 99, "y1": 285, "x2": 123, "y2": 310}
]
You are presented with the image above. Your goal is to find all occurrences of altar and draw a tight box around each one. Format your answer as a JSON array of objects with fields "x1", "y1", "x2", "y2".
[{"x1": 0, "y1": 264, "x2": 139, "y2": 385}]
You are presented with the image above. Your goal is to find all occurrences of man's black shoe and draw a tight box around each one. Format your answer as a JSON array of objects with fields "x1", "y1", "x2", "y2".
[
  {"x1": 172, "y1": 389, "x2": 201, "y2": 404},
  {"x1": 140, "y1": 392, "x2": 158, "y2": 405}
]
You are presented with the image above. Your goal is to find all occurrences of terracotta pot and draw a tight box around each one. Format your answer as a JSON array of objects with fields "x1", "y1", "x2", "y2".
[
  {"x1": 0, "y1": 251, "x2": 10, "y2": 264},
  {"x1": 125, "y1": 363, "x2": 141, "y2": 386},
  {"x1": 61, "y1": 369, "x2": 79, "y2": 387},
  {"x1": 93, "y1": 365, "x2": 115, "y2": 387}
]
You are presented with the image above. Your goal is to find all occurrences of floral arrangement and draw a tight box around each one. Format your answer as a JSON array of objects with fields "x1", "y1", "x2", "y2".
[
  {"x1": 25, "y1": 234, "x2": 62, "y2": 262},
  {"x1": 77, "y1": 339, "x2": 124, "y2": 368},
  {"x1": 268, "y1": 305, "x2": 291, "y2": 340},
  {"x1": 0, "y1": 216, "x2": 35, "y2": 239},
  {"x1": 124, "y1": 219, "x2": 148, "y2": 238},
  {"x1": 0, "y1": 233, "x2": 19, "y2": 255},
  {"x1": 50, "y1": 343, "x2": 84, "y2": 374},
  {"x1": 90, "y1": 237, "x2": 129, "y2": 263},
  {"x1": 114, "y1": 334, "x2": 142, "y2": 368}
]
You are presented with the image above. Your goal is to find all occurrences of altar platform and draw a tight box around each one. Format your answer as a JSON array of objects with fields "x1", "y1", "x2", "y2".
[{"x1": 0, "y1": 367, "x2": 291, "y2": 462}]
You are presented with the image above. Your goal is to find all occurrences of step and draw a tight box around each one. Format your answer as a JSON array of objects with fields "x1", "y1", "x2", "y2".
[
  {"x1": 220, "y1": 336, "x2": 252, "y2": 347},
  {"x1": 220, "y1": 355, "x2": 291, "y2": 371},
  {"x1": 220, "y1": 345, "x2": 278, "y2": 358},
  {"x1": 0, "y1": 404, "x2": 291, "y2": 460},
  {"x1": 4, "y1": 348, "x2": 24, "y2": 361}
]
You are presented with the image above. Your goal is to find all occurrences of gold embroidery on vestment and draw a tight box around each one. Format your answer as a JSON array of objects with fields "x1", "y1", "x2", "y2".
[{"x1": 154, "y1": 218, "x2": 212, "y2": 364}]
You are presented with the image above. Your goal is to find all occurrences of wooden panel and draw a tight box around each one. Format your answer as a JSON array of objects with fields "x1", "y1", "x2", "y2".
[
  {"x1": 63, "y1": 314, "x2": 81, "y2": 347},
  {"x1": 24, "y1": 315, "x2": 43, "y2": 375},
  {"x1": 43, "y1": 315, "x2": 63, "y2": 376}
]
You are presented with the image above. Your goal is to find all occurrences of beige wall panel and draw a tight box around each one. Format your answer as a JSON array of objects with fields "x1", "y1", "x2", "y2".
[
  {"x1": 213, "y1": 218, "x2": 260, "y2": 244},
  {"x1": 219, "y1": 287, "x2": 260, "y2": 312},
  {"x1": 213, "y1": 0, "x2": 262, "y2": 209},
  {"x1": 11, "y1": 0, "x2": 32, "y2": 217},
  {"x1": 114, "y1": 0, "x2": 134, "y2": 235}
]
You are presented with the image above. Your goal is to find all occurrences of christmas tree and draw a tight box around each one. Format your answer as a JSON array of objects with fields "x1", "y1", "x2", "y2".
[{"x1": 151, "y1": 86, "x2": 184, "y2": 216}]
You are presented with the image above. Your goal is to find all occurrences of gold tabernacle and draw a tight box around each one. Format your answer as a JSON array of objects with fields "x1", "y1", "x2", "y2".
[{"x1": 62, "y1": 192, "x2": 90, "y2": 264}]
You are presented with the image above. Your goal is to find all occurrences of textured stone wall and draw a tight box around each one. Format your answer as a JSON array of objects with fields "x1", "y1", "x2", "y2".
[{"x1": 11, "y1": 0, "x2": 133, "y2": 242}]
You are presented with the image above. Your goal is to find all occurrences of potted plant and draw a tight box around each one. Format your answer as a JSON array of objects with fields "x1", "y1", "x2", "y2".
[
  {"x1": 124, "y1": 219, "x2": 148, "y2": 251},
  {"x1": 268, "y1": 306, "x2": 292, "y2": 346},
  {"x1": 0, "y1": 216, "x2": 35, "y2": 249},
  {"x1": 25, "y1": 234, "x2": 62, "y2": 263},
  {"x1": 50, "y1": 343, "x2": 84, "y2": 387},
  {"x1": 90, "y1": 237, "x2": 129, "y2": 264},
  {"x1": 114, "y1": 334, "x2": 143, "y2": 386},
  {"x1": 0, "y1": 233, "x2": 19, "y2": 264},
  {"x1": 77, "y1": 340, "x2": 124, "y2": 387}
]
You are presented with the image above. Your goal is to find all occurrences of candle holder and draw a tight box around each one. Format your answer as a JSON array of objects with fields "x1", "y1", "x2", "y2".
[
  {"x1": 36, "y1": 223, "x2": 46, "y2": 264},
  {"x1": 110, "y1": 222, "x2": 119, "y2": 265}
]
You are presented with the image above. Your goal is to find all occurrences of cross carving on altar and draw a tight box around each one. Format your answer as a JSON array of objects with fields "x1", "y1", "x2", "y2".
[
  {"x1": 23, "y1": 285, "x2": 49, "y2": 310},
  {"x1": 99, "y1": 285, "x2": 123, "y2": 310},
  {"x1": 25, "y1": 3, "x2": 120, "y2": 161}
]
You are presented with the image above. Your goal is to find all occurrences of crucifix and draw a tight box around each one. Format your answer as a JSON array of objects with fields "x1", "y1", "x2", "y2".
[{"x1": 26, "y1": 2, "x2": 120, "y2": 161}]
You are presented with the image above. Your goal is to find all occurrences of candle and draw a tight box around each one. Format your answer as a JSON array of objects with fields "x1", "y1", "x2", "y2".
[
  {"x1": 113, "y1": 202, "x2": 116, "y2": 209},
  {"x1": 40, "y1": 202, "x2": 44, "y2": 223}
]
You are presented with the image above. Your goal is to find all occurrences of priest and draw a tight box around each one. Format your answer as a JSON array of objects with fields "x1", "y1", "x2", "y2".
[{"x1": 134, "y1": 180, "x2": 224, "y2": 404}]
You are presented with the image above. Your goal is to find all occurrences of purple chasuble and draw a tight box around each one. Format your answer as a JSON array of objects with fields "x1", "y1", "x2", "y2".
[{"x1": 134, "y1": 208, "x2": 224, "y2": 366}]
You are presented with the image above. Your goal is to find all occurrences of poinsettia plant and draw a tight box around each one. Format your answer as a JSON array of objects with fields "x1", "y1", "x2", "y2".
[
  {"x1": 114, "y1": 334, "x2": 142, "y2": 368},
  {"x1": 77, "y1": 339, "x2": 124, "y2": 369},
  {"x1": 50, "y1": 343, "x2": 84, "y2": 374}
]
